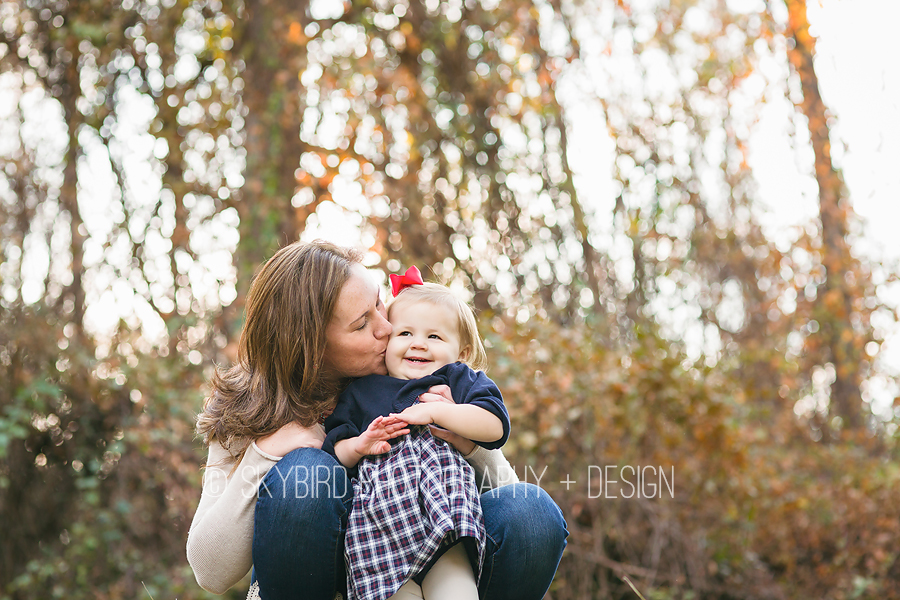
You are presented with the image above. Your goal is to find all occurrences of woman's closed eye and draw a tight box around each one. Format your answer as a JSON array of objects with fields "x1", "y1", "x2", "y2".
[
  {"x1": 355, "y1": 312, "x2": 374, "y2": 331},
  {"x1": 355, "y1": 296, "x2": 384, "y2": 332}
]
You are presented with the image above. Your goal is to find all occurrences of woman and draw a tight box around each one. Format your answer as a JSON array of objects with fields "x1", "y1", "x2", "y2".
[{"x1": 186, "y1": 240, "x2": 567, "y2": 599}]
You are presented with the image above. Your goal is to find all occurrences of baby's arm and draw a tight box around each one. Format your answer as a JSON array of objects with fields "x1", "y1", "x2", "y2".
[
  {"x1": 394, "y1": 366, "x2": 510, "y2": 448},
  {"x1": 333, "y1": 416, "x2": 409, "y2": 468},
  {"x1": 392, "y1": 402, "x2": 503, "y2": 444}
]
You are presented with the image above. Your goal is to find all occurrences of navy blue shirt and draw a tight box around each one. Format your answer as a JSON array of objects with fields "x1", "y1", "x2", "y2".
[{"x1": 322, "y1": 362, "x2": 510, "y2": 460}]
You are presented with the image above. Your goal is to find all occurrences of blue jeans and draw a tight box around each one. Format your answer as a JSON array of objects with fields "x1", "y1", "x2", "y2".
[{"x1": 253, "y1": 448, "x2": 567, "y2": 600}]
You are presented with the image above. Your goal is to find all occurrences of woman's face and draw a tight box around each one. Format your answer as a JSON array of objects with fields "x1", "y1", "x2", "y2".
[{"x1": 324, "y1": 263, "x2": 392, "y2": 377}]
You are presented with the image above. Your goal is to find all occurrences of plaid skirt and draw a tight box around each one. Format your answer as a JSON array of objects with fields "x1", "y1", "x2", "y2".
[{"x1": 344, "y1": 426, "x2": 485, "y2": 600}]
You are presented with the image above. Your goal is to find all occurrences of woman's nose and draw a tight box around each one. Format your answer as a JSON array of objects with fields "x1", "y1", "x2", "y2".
[{"x1": 374, "y1": 311, "x2": 392, "y2": 339}]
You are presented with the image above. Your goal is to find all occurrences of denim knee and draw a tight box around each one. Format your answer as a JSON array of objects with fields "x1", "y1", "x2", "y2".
[
  {"x1": 478, "y1": 483, "x2": 568, "y2": 600},
  {"x1": 257, "y1": 448, "x2": 352, "y2": 526},
  {"x1": 253, "y1": 448, "x2": 352, "y2": 599},
  {"x1": 484, "y1": 483, "x2": 568, "y2": 551}
]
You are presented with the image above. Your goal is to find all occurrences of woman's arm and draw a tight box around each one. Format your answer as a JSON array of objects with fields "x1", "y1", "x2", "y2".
[
  {"x1": 464, "y1": 445, "x2": 520, "y2": 489},
  {"x1": 256, "y1": 421, "x2": 325, "y2": 456},
  {"x1": 186, "y1": 440, "x2": 281, "y2": 594}
]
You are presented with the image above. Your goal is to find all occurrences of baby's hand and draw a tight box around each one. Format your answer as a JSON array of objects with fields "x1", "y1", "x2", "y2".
[
  {"x1": 357, "y1": 415, "x2": 409, "y2": 456},
  {"x1": 417, "y1": 384, "x2": 454, "y2": 404},
  {"x1": 414, "y1": 386, "x2": 477, "y2": 454},
  {"x1": 391, "y1": 402, "x2": 439, "y2": 426},
  {"x1": 428, "y1": 426, "x2": 476, "y2": 456}
]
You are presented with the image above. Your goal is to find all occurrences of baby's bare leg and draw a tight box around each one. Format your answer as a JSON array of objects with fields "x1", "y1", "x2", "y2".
[
  {"x1": 420, "y1": 544, "x2": 478, "y2": 600},
  {"x1": 387, "y1": 580, "x2": 424, "y2": 599}
]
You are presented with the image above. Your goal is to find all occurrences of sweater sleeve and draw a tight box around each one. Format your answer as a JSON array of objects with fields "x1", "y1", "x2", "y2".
[
  {"x1": 449, "y1": 365, "x2": 510, "y2": 449},
  {"x1": 322, "y1": 385, "x2": 364, "y2": 459},
  {"x1": 186, "y1": 440, "x2": 280, "y2": 594},
  {"x1": 463, "y1": 445, "x2": 520, "y2": 490}
]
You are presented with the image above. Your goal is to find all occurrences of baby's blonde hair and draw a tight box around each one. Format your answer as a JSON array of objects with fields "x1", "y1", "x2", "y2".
[{"x1": 387, "y1": 282, "x2": 488, "y2": 372}]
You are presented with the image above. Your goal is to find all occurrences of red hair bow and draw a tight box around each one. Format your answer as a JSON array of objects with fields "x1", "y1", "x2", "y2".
[{"x1": 390, "y1": 266, "x2": 424, "y2": 297}]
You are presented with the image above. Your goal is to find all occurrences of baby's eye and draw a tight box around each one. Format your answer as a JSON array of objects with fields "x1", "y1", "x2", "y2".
[
  {"x1": 398, "y1": 331, "x2": 412, "y2": 336},
  {"x1": 428, "y1": 334, "x2": 442, "y2": 340}
]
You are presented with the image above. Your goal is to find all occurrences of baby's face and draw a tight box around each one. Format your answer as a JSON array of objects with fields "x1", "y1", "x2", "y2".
[{"x1": 385, "y1": 301, "x2": 463, "y2": 380}]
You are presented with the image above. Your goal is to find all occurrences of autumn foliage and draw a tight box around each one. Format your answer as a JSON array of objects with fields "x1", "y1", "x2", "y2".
[{"x1": 487, "y1": 313, "x2": 900, "y2": 598}]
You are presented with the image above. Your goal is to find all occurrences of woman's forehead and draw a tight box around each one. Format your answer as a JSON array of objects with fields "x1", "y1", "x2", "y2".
[{"x1": 334, "y1": 266, "x2": 377, "y2": 317}]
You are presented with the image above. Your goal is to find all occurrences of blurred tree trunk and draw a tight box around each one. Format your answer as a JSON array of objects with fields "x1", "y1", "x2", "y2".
[
  {"x1": 230, "y1": 0, "x2": 319, "y2": 318},
  {"x1": 58, "y1": 29, "x2": 86, "y2": 338},
  {"x1": 783, "y1": 0, "x2": 864, "y2": 433}
]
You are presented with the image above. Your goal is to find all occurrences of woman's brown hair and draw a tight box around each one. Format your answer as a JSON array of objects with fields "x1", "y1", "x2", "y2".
[{"x1": 196, "y1": 240, "x2": 362, "y2": 455}]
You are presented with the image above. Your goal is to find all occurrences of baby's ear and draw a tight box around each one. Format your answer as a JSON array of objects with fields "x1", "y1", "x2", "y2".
[{"x1": 458, "y1": 345, "x2": 472, "y2": 363}]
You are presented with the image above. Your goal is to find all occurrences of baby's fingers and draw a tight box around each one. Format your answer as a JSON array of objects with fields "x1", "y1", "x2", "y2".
[
  {"x1": 366, "y1": 416, "x2": 394, "y2": 436},
  {"x1": 371, "y1": 441, "x2": 391, "y2": 455},
  {"x1": 418, "y1": 393, "x2": 454, "y2": 405},
  {"x1": 385, "y1": 419, "x2": 409, "y2": 432},
  {"x1": 388, "y1": 427, "x2": 410, "y2": 439},
  {"x1": 380, "y1": 414, "x2": 405, "y2": 427},
  {"x1": 425, "y1": 385, "x2": 453, "y2": 403}
]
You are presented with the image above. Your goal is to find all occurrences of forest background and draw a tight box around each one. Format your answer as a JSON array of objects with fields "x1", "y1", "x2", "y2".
[{"x1": 1, "y1": 0, "x2": 899, "y2": 598}]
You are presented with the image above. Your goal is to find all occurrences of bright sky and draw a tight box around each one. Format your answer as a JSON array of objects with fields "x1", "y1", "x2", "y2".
[{"x1": 753, "y1": 0, "x2": 900, "y2": 259}]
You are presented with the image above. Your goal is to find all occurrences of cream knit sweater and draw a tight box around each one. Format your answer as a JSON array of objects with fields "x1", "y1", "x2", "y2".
[{"x1": 186, "y1": 432, "x2": 519, "y2": 594}]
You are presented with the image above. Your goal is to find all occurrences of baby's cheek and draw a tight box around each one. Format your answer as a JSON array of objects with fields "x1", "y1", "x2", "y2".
[{"x1": 384, "y1": 352, "x2": 400, "y2": 374}]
